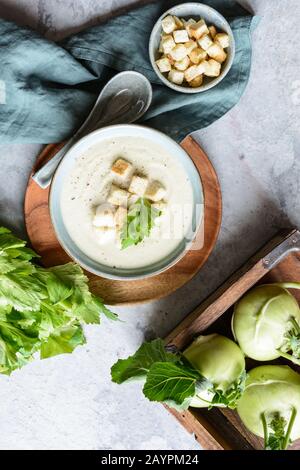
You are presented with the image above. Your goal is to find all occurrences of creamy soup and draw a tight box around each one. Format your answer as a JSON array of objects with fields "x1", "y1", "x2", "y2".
[{"x1": 60, "y1": 136, "x2": 196, "y2": 270}]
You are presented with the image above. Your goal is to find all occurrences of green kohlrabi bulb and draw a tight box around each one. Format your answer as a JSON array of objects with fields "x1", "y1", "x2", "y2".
[
  {"x1": 183, "y1": 334, "x2": 246, "y2": 408},
  {"x1": 237, "y1": 365, "x2": 300, "y2": 449},
  {"x1": 232, "y1": 283, "x2": 300, "y2": 363}
]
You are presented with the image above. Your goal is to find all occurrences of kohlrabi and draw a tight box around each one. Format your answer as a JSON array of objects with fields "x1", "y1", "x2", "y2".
[
  {"x1": 182, "y1": 334, "x2": 246, "y2": 408},
  {"x1": 237, "y1": 365, "x2": 300, "y2": 450},
  {"x1": 232, "y1": 283, "x2": 300, "y2": 365},
  {"x1": 111, "y1": 335, "x2": 246, "y2": 410}
]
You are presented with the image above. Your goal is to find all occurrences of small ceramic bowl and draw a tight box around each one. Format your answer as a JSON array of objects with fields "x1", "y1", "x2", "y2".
[
  {"x1": 49, "y1": 124, "x2": 204, "y2": 280},
  {"x1": 149, "y1": 2, "x2": 235, "y2": 94}
]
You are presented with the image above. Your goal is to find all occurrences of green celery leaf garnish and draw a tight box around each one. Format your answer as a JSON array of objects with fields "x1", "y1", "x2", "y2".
[{"x1": 120, "y1": 198, "x2": 162, "y2": 250}]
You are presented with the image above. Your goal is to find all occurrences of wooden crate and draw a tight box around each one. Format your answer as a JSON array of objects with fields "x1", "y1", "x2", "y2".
[{"x1": 165, "y1": 228, "x2": 300, "y2": 450}]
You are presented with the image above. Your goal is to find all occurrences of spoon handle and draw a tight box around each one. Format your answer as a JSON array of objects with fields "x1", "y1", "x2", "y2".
[{"x1": 32, "y1": 137, "x2": 76, "y2": 189}]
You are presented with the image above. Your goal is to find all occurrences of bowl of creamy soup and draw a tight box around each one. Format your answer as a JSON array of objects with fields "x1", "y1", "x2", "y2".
[{"x1": 49, "y1": 124, "x2": 204, "y2": 280}]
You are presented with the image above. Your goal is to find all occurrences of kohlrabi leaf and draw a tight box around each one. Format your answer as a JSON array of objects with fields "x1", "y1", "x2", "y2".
[
  {"x1": 111, "y1": 336, "x2": 246, "y2": 411},
  {"x1": 262, "y1": 408, "x2": 297, "y2": 450},
  {"x1": 143, "y1": 362, "x2": 208, "y2": 407},
  {"x1": 162, "y1": 396, "x2": 197, "y2": 412},
  {"x1": 111, "y1": 339, "x2": 179, "y2": 384},
  {"x1": 279, "y1": 317, "x2": 300, "y2": 365},
  {"x1": 210, "y1": 371, "x2": 247, "y2": 409},
  {"x1": 265, "y1": 413, "x2": 288, "y2": 450}
]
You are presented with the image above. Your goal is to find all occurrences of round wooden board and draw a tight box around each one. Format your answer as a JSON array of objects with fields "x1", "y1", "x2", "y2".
[{"x1": 25, "y1": 135, "x2": 222, "y2": 305}]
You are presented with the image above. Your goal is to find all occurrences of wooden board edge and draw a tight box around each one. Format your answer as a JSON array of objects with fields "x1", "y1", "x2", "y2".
[{"x1": 164, "y1": 406, "x2": 225, "y2": 450}]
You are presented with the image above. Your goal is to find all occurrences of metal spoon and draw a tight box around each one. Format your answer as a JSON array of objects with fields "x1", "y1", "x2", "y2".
[{"x1": 32, "y1": 71, "x2": 152, "y2": 189}]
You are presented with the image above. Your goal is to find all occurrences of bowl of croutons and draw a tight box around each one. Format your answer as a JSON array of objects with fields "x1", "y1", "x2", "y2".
[{"x1": 149, "y1": 3, "x2": 235, "y2": 93}]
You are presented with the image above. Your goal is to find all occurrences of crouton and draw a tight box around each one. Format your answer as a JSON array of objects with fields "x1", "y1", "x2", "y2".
[
  {"x1": 129, "y1": 175, "x2": 148, "y2": 196},
  {"x1": 161, "y1": 15, "x2": 177, "y2": 34},
  {"x1": 155, "y1": 57, "x2": 172, "y2": 73},
  {"x1": 173, "y1": 29, "x2": 189, "y2": 43},
  {"x1": 189, "y1": 47, "x2": 207, "y2": 64},
  {"x1": 204, "y1": 59, "x2": 221, "y2": 77},
  {"x1": 111, "y1": 158, "x2": 132, "y2": 180},
  {"x1": 169, "y1": 44, "x2": 188, "y2": 61},
  {"x1": 198, "y1": 34, "x2": 214, "y2": 51},
  {"x1": 208, "y1": 25, "x2": 217, "y2": 39},
  {"x1": 158, "y1": 39, "x2": 164, "y2": 53},
  {"x1": 114, "y1": 206, "x2": 127, "y2": 229},
  {"x1": 161, "y1": 34, "x2": 176, "y2": 54},
  {"x1": 189, "y1": 19, "x2": 209, "y2": 40},
  {"x1": 183, "y1": 18, "x2": 196, "y2": 37},
  {"x1": 174, "y1": 16, "x2": 184, "y2": 29},
  {"x1": 93, "y1": 204, "x2": 115, "y2": 228},
  {"x1": 215, "y1": 32, "x2": 230, "y2": 49},
  {"x1": 207, "y1": 43, "x2": 227, "y2": 63},
  {"x1": 190, "y1": 75, "x2": 203, "y2": 88},
  {"x1": 174, "y1": 55, "x2": 190, "y2": 71},
  {"x1": 107, "y1": 185, "x2": 129, "y2": 207},
  {"x1": 185, "y1": 59, "x2": 207, "y2": 82},
  {"x1": 168, "y1": 69, "x2": 184, "y2": 85},
  {"x1": 167, "y1": 54, "x2": 175, "y2": 66},
  {"x1": 184, "y1": 40, "x2": 197, "y2": 55},
  {"x1": 197, "y1": 60, "x2": 209, "y2": 74},
  {"x1": 145, "y1": 181, "x2": 166, "y2": 202}
]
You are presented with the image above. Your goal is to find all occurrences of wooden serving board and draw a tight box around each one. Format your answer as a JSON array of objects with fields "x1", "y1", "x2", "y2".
[
  {"x1": 165, "y1": 229, "x2": 300, "y2": 450},
  {"x1": 24, "y1": 135, "x2": 222, "y2": 305}
]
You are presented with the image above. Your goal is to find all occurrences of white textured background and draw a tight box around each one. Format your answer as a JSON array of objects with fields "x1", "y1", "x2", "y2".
[{"x1": 0, "y1": 0, "x2": 299, "y2": 450}]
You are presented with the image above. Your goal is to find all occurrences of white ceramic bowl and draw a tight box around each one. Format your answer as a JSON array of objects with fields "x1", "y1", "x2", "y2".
[
  {"x1": 49, "y1": 124, "x2": 204, "y2": 280},
  {"x1": 149, "y1": 2, "x2": 235, "y2": 93}
]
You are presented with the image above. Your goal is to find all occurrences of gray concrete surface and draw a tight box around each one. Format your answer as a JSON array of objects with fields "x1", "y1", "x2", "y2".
[{"x1": 0, "y1": 0, "x2": 299, "y2": 450}]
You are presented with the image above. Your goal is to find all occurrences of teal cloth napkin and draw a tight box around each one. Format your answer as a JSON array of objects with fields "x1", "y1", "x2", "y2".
[{"x1": 0, "y1": 0, "x2": 258, "y2": 144}]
